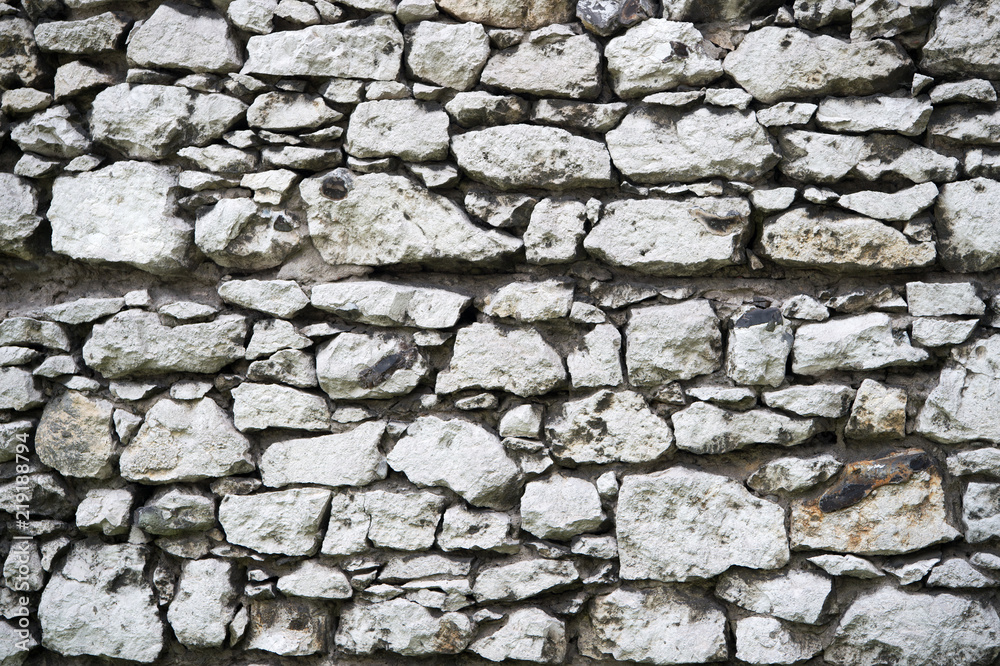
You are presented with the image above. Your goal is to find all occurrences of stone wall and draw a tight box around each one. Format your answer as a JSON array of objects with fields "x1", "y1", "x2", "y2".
[{"x1": 2, "y1": 0, "x2": 1000, "y2": 663}]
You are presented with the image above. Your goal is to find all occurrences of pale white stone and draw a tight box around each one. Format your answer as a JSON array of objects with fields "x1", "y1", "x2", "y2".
[
  {"x1": 920, "y1": 0, "x2": 1000, "y2": 78},
  {"x1": 438, "y1": 505, "x2": 518, "y2": 553},
  {"x1": 963, "y1": 482, "x2": 1000, "y2": 543},
  {"x1": 260, "y1": 421, "x2": 387, "y2": 488},
  {"x1": 336, "y1": 598, "x2": 472, "y2": 656},
  {"x1": 936, "y1": 178, "x2": 1000, "y2": 272},
  {"x1": 277, "y1": 560, "x2": 352, "y2": 599},
  {"x1": 520, "y1": 475, "x2": 604, "y2": 540},
  {"x1": 128, "y1": 3, "x2": 242, "y2": 73},
  {"x1": 726, "y1": 309, "x2": 793, "y2": 387},
  {"x1": 0, "y1": 174, "x2": 41, "y2": 260},
  {"x1": 930, "y1": 79, "x2": 997, "y2": 104},
  {"x1": 568, "y1": 323, "x2": 623, "y2": 388},
  {"x1": 389, "y1": 416, "x2": 522, "y2": 509},
  {"x1": 248, "y1": 92, "x2": 339, "y2": 131},
  {"x1": 9, "y1": 105, "x2": 90, "y2": 158},
  {"x1": 482, "y1": 27, "x2": 601, "y2": 99},
  {"x1": 436, "y1": 323, "x2": 565, "y2": 397},
  {"x1": 470, "y1": 608, "x2": 567, "y2": 664},
  {"x1": 76, "y1": 488, "x2": 133, "y2": 535},
  {"x1": 231, "y1": 383, "x2": 331, "y2": 431},
  {"x1": 911, "y1": 318, "x2": 978, "y2": 347},
  {"x1": 625, "y1": 300, "x2": 721, "y2": 385},
  {"x1": 763, "y1": 384, "x2": 855, "y2": 417},
  {"x1": 121, "y1": 397, "x2": 253, "y2": 483},
  {"x1": 364, "y1": 488, "x2": 446, "y2": 550},
  {"x1": 244, "y1": 599, "x2": 327, "y2": 656},
  {"x1": 499, "y1": 404, "x2": 543, "y2": 438},
  {"x1": 311, "y1": 281, "x2": 470, "y2": 328},
  {"x1": 948, "y1": 448, "x2": 1000, "y2": 478},
  {"x1": 748, "y1": 454, "x2": 843, "y2": 494},
  {"x1": 605, "y1": 20, "x2": 722, "y2": 98},
  {"x1": 546, "y1": 389, "x2": 674, "y2": 464},
  {"x1": 906, "y1": 281, "x2": 985, "y2": 316},
  {"x1": 245, "y1": 319, "x2": 310, "y2": 360},
  {"x1": 195, "y1": 199, "x2": 301, "y2": 271},
  {"x1": 917, "y1": 336, "x2": 1000, "y2": 444},
  {"x1": 837, "y1": 182, "x2": 939, "y2": 222},
  {"x1": 473, "y1": 559, "x2": 579, "y2": 602},
  {"x1": 36, "y1": 391, "x2": 114, "y2": 478},
  {"x1": 672, "y1": 403, "x2": 820, "y2": 455},
  {"x1": 735, "y1": 616, "x2": 824, "y2": 665},
  {"x1": 219, "y1": 488, "x2": 332, "y2": 555},
  {"x1": 435, "y1": 0, "x2": 573, "y2": 28},
  {"x1": 844, "y1": 378, "x2": 906, "y2": 441},
  {"x1": 523, "y1": 198, "x2": 587, "y2": 264},
  {"x1": 618, "y1": 467, "x2": 789, "y2": 582},
  {"x1": 218, "y1": 279, "x2": 309, "y2": 319},
  {"x1": 168, "y1": 559, "x2": 239, "y2": 648},
  {"x1": 483, "y1": 280, "x2": 573, "y2": 322},
  {"x1": 316, "y1": 331, "x2": 426, "y2": 400},
  {"x1": 927, "y1": 558, "x2": 999, "y2": 588},
  {"x1": 816, "y1": 95, "x2": 932, "y2": 135},
  {"x1": 405, "y1": 21, "x2": 489, "y2": 90},
  {"x1": 346, "y1": 100, "x2": 449, "y2": 162},
  {"x1": 749, "y1": 187, "x2": 797, "y2": 213},
  {"x1": 228, "y1": 0, "x2": 277, "y2": 33},
  {"x1": 716, "y1": 568, "x2": 831, "y2": 624},
  {"x1": 756, "y1": 101, "x2": 817, "y2": 126},
  {"x1": 791, "y1": 313, "x2": 928, "y2": 375},
  {"x1": 781, "y1": 294, "x2": 829, "y2": 321},
  {"x1": 808, "y1": 554, "x2": 883, "y2": 579}
]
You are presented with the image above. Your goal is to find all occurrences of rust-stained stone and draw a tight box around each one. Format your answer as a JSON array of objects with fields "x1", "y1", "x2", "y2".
[{"x1": 791, "y1": 452, "x2": 959, "y2": 555}]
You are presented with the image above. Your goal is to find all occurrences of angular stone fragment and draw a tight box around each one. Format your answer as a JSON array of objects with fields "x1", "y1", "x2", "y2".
[
  {"x1": 435, "y1": 0, "x2": 573, "y2": 28},
  {"x1": 927, "y1": 105, "x2": 1000, "y2": 144},
  {"x1": 926, "y1": 557, "x2": 999, "y2": 588},
  {"x1": 568, "y1": 323, "x2": 623, "y2": 388},
  {"x1": 218, "y1": 280, "x2": 308, "y2": 319},
  {"x1": 316, "y1": 331, "x2": 427, "y2": 399},
  {"x1": 921, "y1": 0, "x2": 1000, "y2": 78},
  {"x1": 579, "y1": 585, "x2": 728, "y2": 664},
  {"x1": 34, "y1": 12, "x2": 129, "y2": 54},
  {"x1": 128, "y1": 3, "x2": 242, "y2": 72},
  {"x1": 826, "y1": 586, "x2": 1000, "y2": 666},
  {"x1": 39, "y1": 544, "x2": 160, "y2": 665},
  {"x1": 531, "y1": 99, "x2": 627, "y2": 133},
  {"x1": 243, "y1": 17, "x2": 402, "y2": 79},
  {"x1": 311, "y1": 281, "x2": 469, "y2": 328},
  {"x1": 935, "y1": 178, "x2": 1000, "y2": 272},
  {"x1": 346, "y1": 100, "x2": 449, "y2": 161},
  {"x1": 931, "y1": 79, "x2": 997, "y2": 104},
  {"x1": 520, "y1": 475, "x2": 604, "y2": 540},
  {"x1": 248, "y1": 349, "x2": 318, "y2": 388},
  {"x1": 364, "y1": 489, "x2": 445, "y2": 550},
  {"x1": 77, "y1": 488, "x2": 133, "y2": 535},
  {"x1": 837, "y1": 183, "x2": 938, "y2": 222},
  {"x1": 44, "y1": 297, "x2": 125, "y2": 325},
  {"x1": 816, "y1": 95, "x2": 932, "y2": 136},
  {"x1": 438, "y1": 505, "x2": 517, "y2": 553},
  {"x1": 445, "y1": 91, "x2": 529, "y2": 127},
  {"x1": 219, "y1": 488, "x2": 332, "y2": 555},
  {"x1": 907, "y1": 281, "x2": 984, "y2": 316},
  {"x1": 0, "y1": 367, "x2": 43, "y2": 412},
  {"x1": 963, "y1": 482, "x2": 1000, "y2": 543},
  {"x1": 336, "y1": 599, "x2": 472, "y2": 656},
  {"x1": 11, "y1": 105, "x2": 92, "y2": 158},
  {"x1": 0, "y1": 174, "x2": 41, "y2": 259},
  {"x1": 735, "y1": 616, "x2": 824, "y2": 665},
  {"x1": 809, "y1": 554, "x2": 883, "y2": 579},
  {"x1": 36, "y1": 391, "x2": 114, "y2": 479},
  {"x1": 777, "y1": 130, "x2": 958, "y2": 183},
  {"x1": 473, "y1": 559, "x2": 579, "y2": 602},
  {"x1": 245, "y1": 599, "x2": 328, "y2": 656},
  {"x1": 405, "y1": 21, "x2": 489, "y2": 90},
  {"x1": 605, "y1": 20, "x2": 722, "y2": 98},
  {"x1": 577, "y1": 0, "x2": 654, "y2": 35},
  {"x1": 723, "y1": 27, "x2": 911, "y2": 104},
  {"x1": 92, "y1": 84, "x2": 246, "y2": 161},
  {"x1": 850, "y1": 0, "x2": 933, "y2": 40},
  {"x1": 278, "y1": 560, "x2": 352, "y2": 599},
  {"x1": 247, "y1": 92, "x2": 338, "y2": 131},
  {"x1": 389, "y1": 416, "x2": 522, "y2": 509},
  {"x1": 0, "y1": 317, "x2": 70, "y2": 351},
  {"x1": 260, "y1": 421, "x2": 387, "y2": 488},
  {"x1": 0, "y1": 18, "x2": 43, "y2": 88},
  {"x1": 470, "y1": 607, "x2": 566, "y2": 664},
  {"x1": 625, "y1": 300, "x2": 721, "y2": 385},
  {"x1": 231, "y1": 383, "x2": 330, "y2": 431},
  {"x1": 49, "y1": 162, "x2": 195, "y2": 275},
  {"x1": 791, "y1": 313, "x2": 928, "y2": 375},
  {"x1": 121, "y1": 398, "x2": 253, "y2": 483},
  {"x1": 948, "y1": 448, "x2": 1000, "y2": 478},
  {"x1": 135, "y1": 487, "x2": 215, "y2": 535},
  {"x1": 168, "y1": 559, "x2": 239, "y2": 648},
  {"x1": 546, "y1": 390, "x2": 674, "y2": 464},
  {"x1": 453, "y1": 125, "x2": 613, "y2": 190},
  {"x1": 716, "y1": 569, "x2": 831, "y2": 625},
  {"x1": 845, "y1": 379, "x2": 906, "y2": 440},
  {"x1": 916, "y1": 335, "x2": 1000, "y2": 443},
  {"x1": 726, "y1": 308, "x2": 793, "y2": 387},
  {"x1": 791, "y1": 462, "x2": 958, "y2": 555},
  {"x1": 84, "y1": 310, "x2": 246, "y2": 377},
  {"x1": 748, "y1": 454, "x2": 843, "y2": 494},
  {"x1": 301, "y1": 171, "x2": 521, "y2": 266},
  {"x1": 585, "y1": 197, "x2": 751, "y2": 275},
  {"x1": 436, "y1": 323, "x2": 565, "y2": 397},
  {"x1": 482, "y1": 27, "x2": 601, "y2": 99},
  {"x1": 618, "y1": 467, "x2": 789, "y2": 581},
  {"x1": 672, "y1": 403, "x2": 820, "y2": 455},
  {"x1": 606, "y1": 107, "x2": 778, "y2": 183},
  {"x1": 195, "y1": 198, "x2": 300, "y2": 271},
  {"x1": 524, "y1": 198, "x2": 587, "y2": 264},
  {"x1": 483, "y1": 280, "x2": 573, "y2": 321}
]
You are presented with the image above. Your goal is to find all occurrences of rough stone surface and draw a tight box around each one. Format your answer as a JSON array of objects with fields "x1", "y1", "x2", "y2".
[
  {"x1": 716, "y1": 569, "x2": 832, "y2": 624},
  {"x1": 935, "y1": 178, "x2": 1000, "y2": 272},
  {"x1": 36, "y1": 391, "x2": 114, "y2": 478},
  {"x1": 921, "y1": 0, "x2": 1000, "y2": 77},
  {"x1": 405, "y1": 21, "x2": 490, "y2": 90},
  {"x1": 672, "y1": 403, "x2": 820, "y2": 455},
  {"x1": 219, "y1": 488, "x2": 332, "y2": 555},
  {"x1": 311, "y1": 281, "x2": 469, "y2": 328},
  {"x1": 791, "y1": 313, "x2": 928, "y2": 375},
  {"x1": 336, "y1": 599, "x2": 472, "y2": 656},
  {"x1": 346, "y1": 101, "x2": 449, "y2": 161},
  {"x1": 168, "y1": 558, "x2": 239, "y2": 648},
  {"x1": 605, "y1": 20, "x2": 722, "y2": 98},
  {"x1": 625, "y1": 301, "x2": 721, "y2": 385},
  {"x1": 520, "y1": 475, "x2": 604, "y2": 540},
  {"x1": 482, "y1": 28, "x2": 601, "y2": 99},
  {"x1": 315, "y1": 331, "x2": 428, "y2": 399},
  {"x1": 260, "y1": 421, "x2": 387, "y2": 488},
  {"x1": 470, "y1": 607, "x2": 566, "y2": 664}
]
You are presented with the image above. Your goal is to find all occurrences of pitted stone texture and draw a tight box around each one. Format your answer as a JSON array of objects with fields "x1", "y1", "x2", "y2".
[
  {"x1": 844, "y1": 379, "x2": 906, "y2": 440},
  {"x1": 195, "y1": 199, "x2": 301, "y2": 271},
  {"x1": 473, "y1": 558, "x2": 579, "y2": 602},
  {"x1": 435, "y1": 0, "x2": 574, "y2": 28},
  {"x1": 568, "y1": 323, "x2": 623, "y2": 388},
  {"x1": 127, "y1": 4, "x2": 242, "y2": 72},
  {"x1": 243, "y1": 17, "x2": 403, "y2": 79},
  {"x1": 546, "y1": 390, "x2": 674, "y2": 464},
  {"x1": 963, "y1": 482, "x2": 1000, "y2": 543},
  {"x1": 837, "y1": 182, "x2": 939, "y2": 222},
  {"x1": 0, "y1": 18, "x2": 43, "y2": 88},
  {"x1": 260, "y1": 421, "x2": 387, "y2": 488},
  {"x1": 219, "y1": 488, "x2": 332, "y2": 555},
  {"x1": 36, "y1": 391, "x2": 114, "y2": 479},
  {"x1": 726, "y1": 309, "x2": 793, "y2": 387},
  {"x1": 232, "y1": 382, "x2": 331, "y2": 431},
  {"x1": 815, "y1": 95, "x2": 932, "y2": 136},
  {"x1": 735, "y1": 616, "x2": 824, "y2": 665},
  {"x1": 346, "y1": 101, "x2": 449, "y2": 161},
  {"x1": 84, "y1": 310, "x2": 247, "y2": 377},
  {"x1": 520, "y1": 475, "x2": 604, "y2": 540},
  {"x1": 405, "y1": 21, "x2": 490, "y2": 90},
  {"x1": 759, "y1": 207, "x2": 936, "y2": 272},
  {"x1": 585, "y1": 197, "x2": 751, "y2": 275},
  {"x1": 579, "y1": 585, "x2": 728, "y2": 664},
  {"x1": 790, "y1": 469, "x2": 958, "y2": 555},
  {"x1": 935, "y1": 178, "x2": 1000, "y2": 272},
  {"x1": 363, "y1": 488, "x2": 445, "y2": 550},
  {"x1": 920, "y1": 0, "x2": 1000, "y2": 78},
  {"x1": 49, "y1": 162, "x2": 194, "y2": 275},
  {"x1": 389, "y1": 416, "x2": 522, "y2": 509},
  {"x1": 301, "y1": 171, "x2": 520, "y2": 266},
  {"x1": 917, "y1": 336, "x2": 1000, "y2": 444},
  {"x1": 483, "y1": 280, "x2": 573, "y2": 322},
  {"x1": 626, "y1": 300, "x2": 721, "y2": 385},
  {"x1": 906, "y1": 281, "x2": 985, "y2": 317},
  {"x1": 927, "y1": 102, "x2": 1000, "y2": 145},
  {"x1": 438, "y1": 505, "x2": 518, "y2": 553},
  {"x1": 749, "y1": 454, "x2": 843, "y2": 494},
  {"x1": 791, "y1": 313, "x2": 928, "y2": 375},
  {"x1": 524, "y1": 198, "x2": 587, "y2": 264},
  {"x1": 245, "y1": 599, "x2": 328, "y2": 656},
  {"x1": 605, "y1": 20, "x2": 723, "y2": 98},
  {"x1": 247, "y1": 92, "x2": 339, "y2": 131},
  {"x1": 452, "y1": 125, "x2": 613, "y2": 190},
  {"x1": 168, "y1": 559, "x2": 239, "y2": 648},
  {"x1": 618, "y1": 467, "x2": 789, "y2": 582},
  {"x1": 436, "y1": 323, "x2": 565, "y2": 397},
  {"x1": 316, "y1": 331, "x2": 428, "y2": 399},
  {"x1": 218, "y1": 280, "x2": 309, "y2": 319},
  {"x1": 577, "y1": 0, "x2": 656, "y2": 35},
  {"x1": 277, "y1": 560, "x2": 352, "y2": 599},
  {"x1": 38, "y1": 542, "x2": 164, "y2": 663},
  {"x1": 312, "y1": 281, "x2": 469, "y2": 328},
  {"x1": 826, "y1": 586, "x2": 1000, "y2": 666},
  {"x1": 672, "y1": 403, "x2": 820, "y2": 455},
  {"x1": 10, "y1": 105, "x2": 91, "y2": 158},
  {"x1": 91, "y1": 84, "x2": 246, "y2": 160},
  {"x1": 121, "y1": 397, "x2": 253, "y2": 483},
  {"x1": 0, "y1": 174, "x2": 41, "y2": 260},
  {"x1": 482, "y1": 28, "x2": 601, "y2": 100},
  {"x1": 470, "y1": 608, "x2": 566, "y2": 664},
  {"x1": 135, "y1": 487, "x2": 215, "y2": 535},
  {"x1": 716, "y1": 569, "x2": 832, "y2": 625},
  {"x1": 723, "y1": 27, "x2": 912, "y2": 104},
  {"x1": 0, "y1": 367, "x2": 44, "y2": 411},
  {"x1": 606, "y1": 107, "x2": 778, "y2": 183},
  {"x1": 336, "y1": 599, "x2": 472, "y2": 656}
]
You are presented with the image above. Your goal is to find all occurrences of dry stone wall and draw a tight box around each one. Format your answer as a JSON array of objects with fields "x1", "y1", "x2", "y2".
[{"x1": 3, "y1": 0, "x2": 1000, "y2": 663}]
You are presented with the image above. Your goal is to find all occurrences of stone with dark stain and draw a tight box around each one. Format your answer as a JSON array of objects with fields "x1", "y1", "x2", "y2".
[{"x1": 818, "y1": 450, "x2": 930, "y2": 513}]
